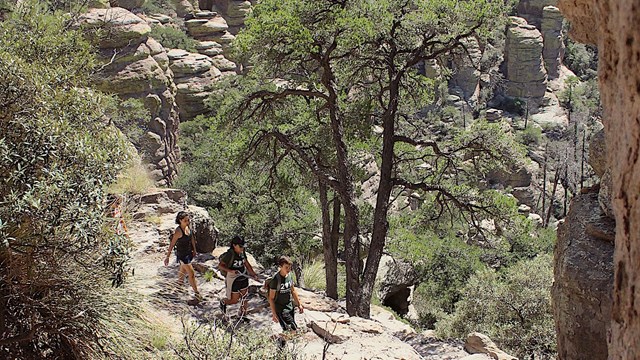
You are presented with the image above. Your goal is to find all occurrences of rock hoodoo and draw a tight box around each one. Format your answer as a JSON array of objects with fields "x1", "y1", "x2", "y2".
[{"x1": 504, "y1": 16, "x2": 548, "y2": 98}]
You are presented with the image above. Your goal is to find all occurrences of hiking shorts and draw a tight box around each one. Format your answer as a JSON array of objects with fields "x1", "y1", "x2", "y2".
[
  {"x1": 276, "y1": 307, "x2": 297, "y2": 331},
  {"x1": 231, "y1": 276, "x2": 249, "y2": 292},
  {"x1": 177, "y1": 252, "x2": 193, "y2": 265}
]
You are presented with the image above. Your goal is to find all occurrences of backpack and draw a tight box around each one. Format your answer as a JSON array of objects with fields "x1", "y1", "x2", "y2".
[
  {"x1": 218, "y1": 249, "x2": 236, "y2": 277},
  {"x1": 263, "y1": 272, "x2": 283, "y2": 296}
]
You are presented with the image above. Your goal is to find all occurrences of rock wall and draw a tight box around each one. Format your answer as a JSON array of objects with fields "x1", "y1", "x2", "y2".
[
  {"x1": 79, "y1": 8, "x2": 181, "y2": 186},
  {"x1": 504, "y1": 16, "x2": 548, "y2": 98},
  {"x1": 552, "y1": 192, "x2": 614, "y2": 360},
  {"x1": 558, "y1": 0, "x2": 640, "y2": 358}
]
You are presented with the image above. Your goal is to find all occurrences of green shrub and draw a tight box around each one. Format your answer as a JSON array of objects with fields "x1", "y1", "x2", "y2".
[
  {"x1": 302, "y1": 258, "x2": 326, "y2": 291},
  {"x1": 0, "y1": 3, "x2": 150, "y2": 358},
  {"x1": 517, "y1": 125, "x2": 543, "y2": 147},
  {"x1": 437, "y1": 254, "x2": 556, "y2": 359},
  {"x1": 174, "y1": 317, "x2": 299, "y2": 359},
  {"x1": 106, "y1": 97, "x2": 150, "y2": 148},
  {"x1": 141, "y1": 0, "x2": 176, "y2": 15},
  {"x1": 150, "y1": 24, "x2": 197, "y2": 52}
]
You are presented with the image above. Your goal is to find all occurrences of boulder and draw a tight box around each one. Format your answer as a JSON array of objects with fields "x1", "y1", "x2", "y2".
[
  {"x1": 552, "y1": 192, "x2": 614, "y2": 360},
  {"x1": 169, "y1": 52, "x2": 214, "y2": 76},
  {"x1": 541, "y1": 6, "x2": 564, "y2": 79},
  {"x1": 185, "y1": 16, "x2": 228, "y2": 38},
  {"x1": 376, "y1": 255, "x2": 420, "y2": 316},
  {"x1": 171, "y1": 0, "x2": 194, "y2": 17},
  {"x1": 79, "y1": 7, "x2": 151, "y2": 49},
  {"x1": 486, "y1": 162, "x2": 534, "y2": 188},
  {"x1": 504, "y1": 17, "x2": 547, "y2": 98},
  {"x1": 190, "y1": 206, "x2": 217, "y2": 253},
  {"x1": 588, "y1": 128, "x2": 607, "y2": 177},
  {"x1": 464, "y1": 332, "x2": 518, "y2": 360}
]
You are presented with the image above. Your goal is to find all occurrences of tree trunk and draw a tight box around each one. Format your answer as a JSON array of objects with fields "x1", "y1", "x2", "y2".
[
  {"x1": 545, "y1": 169, "x2": 560, "y2": 227},
  {"x1": 293, "y1": 262, "x2": 304, "y2": 288},
  {"x1": 319, "y1": 181, "x2": 338, "y2": 299},
  {"x1": 342, "y1": 199, "x2": 360, "y2": 316},
  {"x1": 356, "y1": 78, "x2": 400, "y2": 318}
]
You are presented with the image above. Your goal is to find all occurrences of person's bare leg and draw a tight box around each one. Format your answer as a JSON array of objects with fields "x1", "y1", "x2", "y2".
[
  {"x1": 224, "y1": 292, "x2": 240, "y2": 305},
  {"x1": 177, "y1": 265, "x2": 186, "y2": 286},
  {"x1": 185, "y1": 264, "x2": 199, "y2": 295},
  {"x1": 239, "y1": 288, "x2": 249, "y2": 316}
]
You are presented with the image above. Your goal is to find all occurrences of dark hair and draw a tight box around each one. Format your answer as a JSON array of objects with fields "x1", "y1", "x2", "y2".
[
  {"x1": 277, "y1": 256, "x2": 292, "y2": 266},
  {"x1": 230, "y1": 235, "x2": 245, "y2": 247},
  {"x1": 175, "y1": 211, "x2": 189, "y2": 224}
]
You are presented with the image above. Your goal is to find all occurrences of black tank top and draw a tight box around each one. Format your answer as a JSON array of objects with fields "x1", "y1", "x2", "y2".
[{"x1": 175, "y1": 227, "x2": 192, "y2": 257}]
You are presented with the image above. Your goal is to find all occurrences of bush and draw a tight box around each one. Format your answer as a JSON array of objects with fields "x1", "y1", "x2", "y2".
[
  {"x1": 174, "y1": 316, "x2": 299, "y2": 359},
  {"x1": 437, "y1": 254, "x2": 556, "y2": 359},
  {"x1": 150, "y1": 24, "x2": 197, "y2": 52},
  {"x1": 301, "y1": 258, "x2": 326, "y2": 291},
  {"x1": 0, "y1": 3, "x2": 146, "y2": 358},
  {"x1": 517, "y1": 125, "x2": 543, "y2": 147},
  {"x1": 108, "y1": 160, "x2": 155, "y2": 195}
]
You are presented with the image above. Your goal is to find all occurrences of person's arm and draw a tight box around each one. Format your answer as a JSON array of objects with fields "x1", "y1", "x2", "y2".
[
  {"x1": 164, "y1": 229, "x2": 181, "y2": 266},
  {"x1": 244, "y1": 255, "x2": 258, "y2": 279},
  {"x1": 269, "y1": 287, "x2": 279, "y2": 322},
  {"x1": 291, "y1": 284, "x2": 304, "y2": 313},
  {"x1": 190, "y1": 228, "x2": 197, "y2": 256}
]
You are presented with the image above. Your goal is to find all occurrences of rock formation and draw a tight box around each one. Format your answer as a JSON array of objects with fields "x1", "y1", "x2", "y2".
[
  {"x1": 168, "y1": 48, "x2": 222, "y2": 120},
  {"x1": 553, "y1": 192, "x2": 614, "y2": 360},
  {"x1": 558, "y1": 1, "x2": 640, "y2": 357},
  {"x1": 78, "y1": 7, "x2": 181, "y2": 186},
  {"x1": 376, "y1": 255, "x2": 420, "y2": 317},
  {"x1": 517, "y1": 0, "x2": 559, "y2": 28},
  {"x1": 449, "y1": 37, "x2": 482, "y2": 103},
  {"x1": 504, "y1": 17, "x2": 548, "y2": 98},
  {"x1": 541, "y1": 6, "x2": 564, "y2": 79}
]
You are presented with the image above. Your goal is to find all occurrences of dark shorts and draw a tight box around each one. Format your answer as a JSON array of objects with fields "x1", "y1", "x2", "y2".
[
  {"x1": 276, "y1": 307, "x2": 297, "y2": 331},
  {"x1": 231, "y1": 276, "x2": 249, "y2": 292},
  {"x1": 177, "y1": 252, "x2": 193, "y2": 265}
]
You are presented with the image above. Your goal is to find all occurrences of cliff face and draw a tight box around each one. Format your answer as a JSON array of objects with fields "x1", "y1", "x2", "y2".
[
  {"x1": 557, "y1": 0, "x2": 640, "y2": 358},
  {"x1": 79, "y1": 8, "x2": 181, "y2": 186}
]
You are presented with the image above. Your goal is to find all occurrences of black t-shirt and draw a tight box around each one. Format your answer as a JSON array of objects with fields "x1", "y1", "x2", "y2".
[
  {"x1": 221, "y1": 248, "x2": 246, "y2": 273},
  {"x1": 269, "y1": 273, "x2": 294, "y2": 311}
]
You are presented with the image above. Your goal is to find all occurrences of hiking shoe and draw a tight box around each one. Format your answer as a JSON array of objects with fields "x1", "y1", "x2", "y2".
[
  {"x1": 240, "y1": 316, "x2": 251, "y2": 324},
  {"x1": 219, "y1": 299, "x2": 227, "y2": 313}
]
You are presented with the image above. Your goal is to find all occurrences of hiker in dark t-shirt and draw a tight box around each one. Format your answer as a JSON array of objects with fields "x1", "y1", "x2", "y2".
[
  {"x1": 218, "y1": 235, "x2": 258, "y2": 320},
  {"x1": 268, "y1": 256, "x2": 303, "y2": 331}
]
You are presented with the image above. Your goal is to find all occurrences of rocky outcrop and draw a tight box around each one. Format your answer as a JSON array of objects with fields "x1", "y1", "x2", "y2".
[
  {"x1": 168, "y1": 48, "x2": 222, "y2": 120},
  {"x1": 131, "y1": 188, "x2": 218, "y2": 253},
  {"x1": 552, "y1": 192, "x2": 614, "y2": 360},
  {"x1": 171, "y1": 0, "x2": 195, "y2": 17},
  {"x1": 541, "y1": 6, "x2": 564, "y2": 79},
  {"x1": 376, "y1": 255, "x2": 420, "y2": 317},
  {"x1": 449, "y1": 37, "x2": 482, "y2": 103},
  {"x1": 517, "y1": 0, "x2": 559, "y2": 28},
  {"x1": 504, "y1": 17, "x2": 548, "y2": 98},
  {"x1": 465, "y1": 332, "x2": 518, "y2": 360},
  {"x1": 79, "y1": 8, "x2": 180, "y2": 186}
]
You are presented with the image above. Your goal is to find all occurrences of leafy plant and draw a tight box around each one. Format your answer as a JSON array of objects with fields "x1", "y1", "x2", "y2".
[{"x1": 150, "y1": 24, "x2": 197, "y2": 52}]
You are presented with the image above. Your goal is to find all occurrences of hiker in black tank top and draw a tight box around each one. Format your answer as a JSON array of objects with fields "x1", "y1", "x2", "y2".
[{"x1": 164, "y1": 211, "x2": 201, "y2": 301}]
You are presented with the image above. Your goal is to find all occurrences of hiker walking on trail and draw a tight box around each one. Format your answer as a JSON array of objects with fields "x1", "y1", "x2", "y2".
[
  {"x1": 218, "y1": 235, "x2": 258, "y2": 320},
  {"x1": 164, "y1": 211, "x2": 201, "y2": 300},
  {"x1": 268, "y1": 256, "x2": 304, "y2": 332}
]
